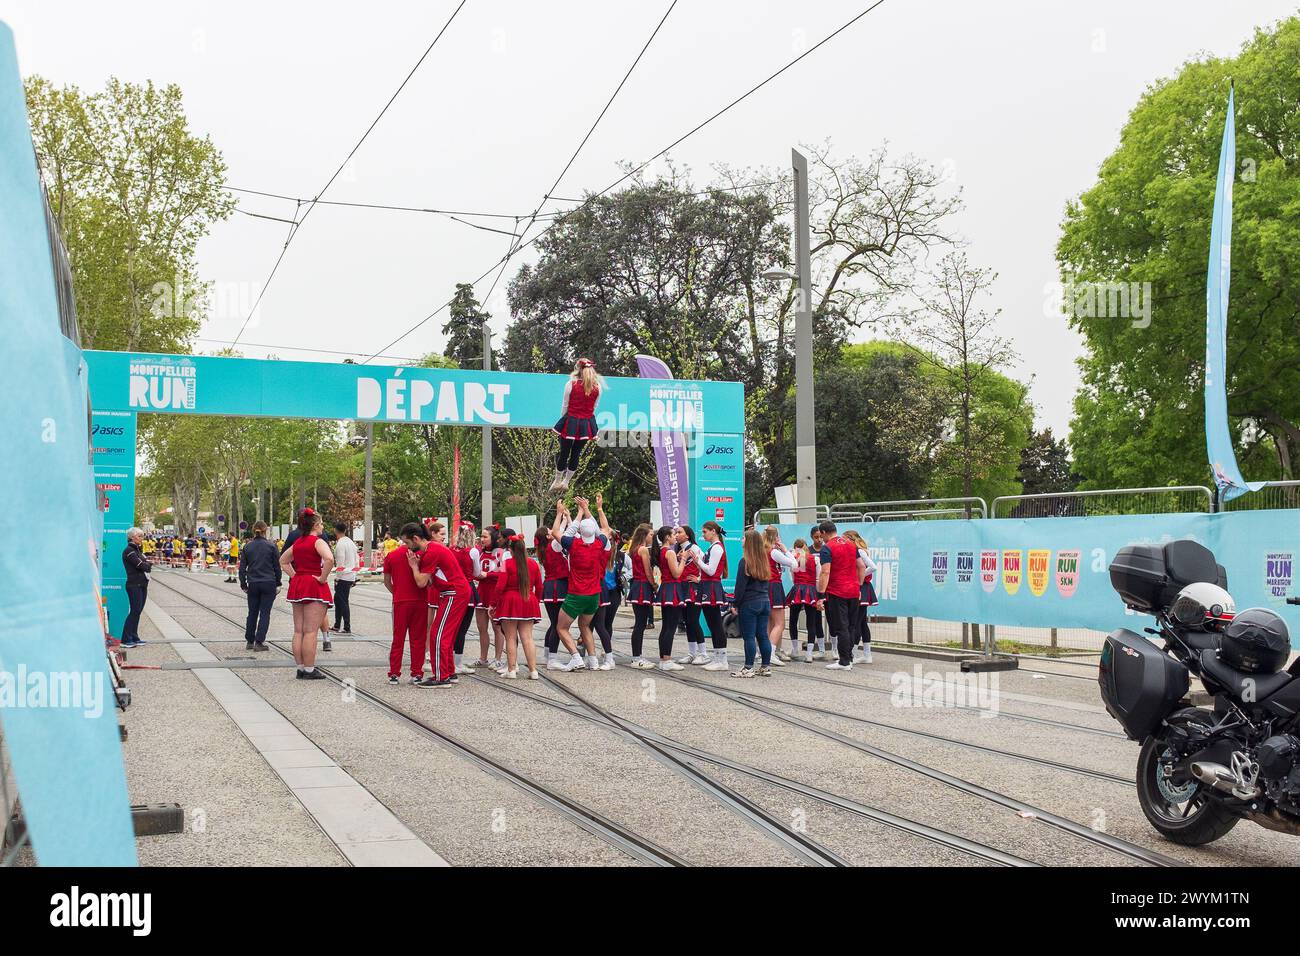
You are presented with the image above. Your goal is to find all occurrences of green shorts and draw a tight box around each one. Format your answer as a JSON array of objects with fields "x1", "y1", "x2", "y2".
[{"x1": 561, "y1": 591, "x2": 600, "y2": 618}]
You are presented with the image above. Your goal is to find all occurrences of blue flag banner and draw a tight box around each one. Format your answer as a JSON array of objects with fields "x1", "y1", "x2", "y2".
[{"x1": 1205, "y1": 86, "x2": 1263, "y2": 503}]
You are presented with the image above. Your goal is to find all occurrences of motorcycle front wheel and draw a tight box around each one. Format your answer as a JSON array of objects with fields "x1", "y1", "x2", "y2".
[{"x1": 1136, "y1": 733, "x2": 1240, "y2": 846}]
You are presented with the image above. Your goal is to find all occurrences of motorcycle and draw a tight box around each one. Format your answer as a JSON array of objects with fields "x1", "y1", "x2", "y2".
[{"x1": 1099, "y1": 539, "x2": 1300, "y2": 845}]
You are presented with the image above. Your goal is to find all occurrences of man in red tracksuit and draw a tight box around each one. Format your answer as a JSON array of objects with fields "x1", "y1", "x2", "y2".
[
  {"x1": 384, "y1": 528, "x2": 428, "y2": 684},
  {"x1": 406, "y1": 521, "x2": 471, "y2": 688}
]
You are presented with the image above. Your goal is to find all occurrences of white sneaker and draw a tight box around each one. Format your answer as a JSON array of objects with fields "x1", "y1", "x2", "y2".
[
  {"x1": 659, "y1": 660, "x2": 684, "y2": 671},
  {"x1": 812, "y1": 650, "x2": 826, "y2": 661},
  {"x1": 690, "y1": 654, "x2": 711, "y2": 665},
  {"x1": 861, "y1": 649, "x2": 873, "y2": 664},
  {"x1": 570, "y1": 656, "x2": 588, "y2": 671},
  {"x1": 675, "y1": 653, "x2": 694, "y2": 664},
  {"x1": 776, "y1": 650, "x2": 792, "y2": 662},
  {"x1": 803, "y1": 653, "x2": 813, "y2": 663},
  {"x1": 825, "y1": 661, "x2": 852, "y2": 670},
  {"x1": 598, "y1": 657, "x2": 615, "y2": 671},
  {"x1": 731, "y1": 667, "x2": 756, "y2": 679},
  {"x1": 455, "y1": 663, "x2": 474, "y2": 675},
  {"x1": 702, "y1": 659, "x2": 728, "y2": 671},
  {"x1": 585, "y1": 655, "x2": 599, "y2": 671},
  {"x1": 469, "y1": 659, "x2": 489, "y2": 668},
  {"x1": 630, "y1": 658, "x2": 656, "y2": 669},
  {"x1": 498, "y1": 668, "x2": 518, "y2": 679},
  {"x1": 528, "y1": 670, "x2": 540, "y2": 680},
  {"x1": 547, "y1": 470, "x2": 566, "y2": 493},
  {"x1": 547, "y1": 658, "x2": 571, "y2": 670},
  {"x1": 769, "y1": 655, "x2": 786, "y2": 667}
]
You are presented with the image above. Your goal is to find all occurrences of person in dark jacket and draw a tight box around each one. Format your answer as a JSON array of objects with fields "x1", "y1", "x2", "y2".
[
  {"x1": 730, "y1": 529, "x2": 773, "y2": 678},
  {"x1": 121, "y1": 528, "x2": 151, "y2": 647},
  {"x1": 239, "y1": 521, "x2": 282, "y2": 650}
]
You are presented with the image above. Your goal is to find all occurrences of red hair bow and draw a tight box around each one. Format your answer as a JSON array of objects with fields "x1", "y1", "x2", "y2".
[
  {"x1": 301, "y1": 507, "x2": 315, "y2": 516},
  {"x1": 508, "y1": 534, "x2": 525, "y2": 543},
  {"x1": 577, "y1": 358, "x2": 594, "y2": 368}
]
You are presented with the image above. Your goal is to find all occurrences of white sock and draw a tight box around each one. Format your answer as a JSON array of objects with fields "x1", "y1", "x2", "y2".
[
  {"x1": 303, "y1": 666, "x2": 315, "y2": 673},
  {"x1": 569, "y1": 652, "x2": 583, "y2": 664},
  {"x1": 454, "y1": 653, "x2": 463, "y2": 666}
]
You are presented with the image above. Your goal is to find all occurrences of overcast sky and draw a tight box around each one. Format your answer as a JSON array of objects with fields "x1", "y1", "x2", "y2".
[{"x1": 4, "y1": 0, "x2": 1296, "y2": 436}]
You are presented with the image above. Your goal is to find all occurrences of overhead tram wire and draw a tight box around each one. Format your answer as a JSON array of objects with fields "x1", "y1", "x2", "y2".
[
  {"x1": 36, "y1": 153, "x2": 538, "y2": 221},
  {"x1": 476, "y1": 0, "x2": 680, "y2": 315},
  {"x1": 231, "y1": 0, "x2": 470, "y2": 347},
  {"x1": 359, "y1": 0, "x2": 889, "y2": 363}
]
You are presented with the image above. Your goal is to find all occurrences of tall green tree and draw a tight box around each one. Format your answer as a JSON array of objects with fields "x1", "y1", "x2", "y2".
[
  {"x1": 1017, "y1": 428, "x2": 1078, "y2": 497},
  {"x1": 26, "y1": 76, "x2": 235, "y2": 352},
  {"x1": 441, "y1": 283, "x2": 491, "y2": 369},
  {"x1": 1058, "y1": 19, "x2": 1300, "y2": 488},
  {"x1": 904, "y1": 252, "x2": 1027, "y2": 503}
]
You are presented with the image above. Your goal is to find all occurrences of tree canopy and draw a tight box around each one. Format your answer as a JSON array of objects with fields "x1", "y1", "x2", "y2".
[{"x1": 1059, "y1": 18, "x2": 1300, "y2": 488}]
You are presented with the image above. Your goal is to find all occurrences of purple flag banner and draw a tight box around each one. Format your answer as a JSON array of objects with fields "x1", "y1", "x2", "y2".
[{"x1": 635, "y1": 354, "x2": 690, "y2": 527}]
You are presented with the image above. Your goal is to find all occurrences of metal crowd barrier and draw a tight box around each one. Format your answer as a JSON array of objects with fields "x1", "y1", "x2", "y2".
[
  {"x1": 1222, "y1": 480, "x2": 1300, "y2": 512},
  {"x1": 990, "y1": 485, "x2": 1214, "y2": 518},
  {"x1": 831, "y1": 497, "x2": 987, "y2": 520}
]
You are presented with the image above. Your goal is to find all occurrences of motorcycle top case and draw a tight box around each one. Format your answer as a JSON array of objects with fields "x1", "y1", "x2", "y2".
[
  {"x1": 1109, "y1": 540, "x2": 1227, "y2": 613},
  {"x1": 1099, "y1": 628, "x2": 1191, "y2": 741}
]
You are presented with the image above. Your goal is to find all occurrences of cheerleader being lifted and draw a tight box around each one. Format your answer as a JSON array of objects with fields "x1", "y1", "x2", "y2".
[{"x1": 549, "y1": 358, "x2": 604, "y2": 493}]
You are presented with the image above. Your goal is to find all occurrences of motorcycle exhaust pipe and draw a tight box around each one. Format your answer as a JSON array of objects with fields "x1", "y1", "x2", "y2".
[
  {"x1": 1190, "y1": 762, "x2": 1260, "y2": 800},
  {"x1": 1246, "y1": 807, "x2": 1300, "y2": 836}
]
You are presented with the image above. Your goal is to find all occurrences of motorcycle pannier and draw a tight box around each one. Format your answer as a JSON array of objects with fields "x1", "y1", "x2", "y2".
[{"x1": 1099, "y1": 628, "x2": 1190, "y2": 741}]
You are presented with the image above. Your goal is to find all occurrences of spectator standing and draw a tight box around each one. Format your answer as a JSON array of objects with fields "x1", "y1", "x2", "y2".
[{"x1": 121, "y1": 528, "x2": 151, "y2": 648}]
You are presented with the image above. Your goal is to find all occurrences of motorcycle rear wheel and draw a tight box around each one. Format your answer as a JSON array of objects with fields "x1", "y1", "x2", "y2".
[{"x1": 1136, "y1": 733, "x2": 1240, "y2": 846}]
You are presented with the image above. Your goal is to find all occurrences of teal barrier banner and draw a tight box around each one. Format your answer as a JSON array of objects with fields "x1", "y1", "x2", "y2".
[
  {"x1": 83, "y1": 350, "x2": 747, "y2": 434},
  {"x1": 774, "y1": 512, "x2": 1300, "y2": 647},
  {"x1": 0, "y1": 21, "x2": 136, "y2": 865},
  {"x1": 93, "y1": 410, "x2": 137, "y2": 635}
]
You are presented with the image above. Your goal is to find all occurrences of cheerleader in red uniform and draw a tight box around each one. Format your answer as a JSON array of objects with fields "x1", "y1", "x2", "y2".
[
  {"x1": 846, "y1": 530, "x2": 878, "y2": 664},
  {"x1": 451, "y1": 523, "x2": 478, "y2": 674},
  {"x1": 538, "y1": 523, "x2": 569, "y2": 668},
  {"x1": 279, "y1": 508, "x2": 333, "y2": 680},
  {"x1": 549, "y1": 358, "x2": 604, "y2": 492},
  {"x1": 787, "y1": 537, "x2": 825, "y2": 662},
  {"x1": 654, "y1": 526, "x2": 689, "y2": 670},
  {"x1": 625, "y1": 523, "x2": 657, "y2": 668},
  {"x1": 469, "y1": 527, "x2": 496, "y2": 668},
  {"x1": 689, "y1": 521, "x2": 730, "y2": 671},
  {"x1": 493, "y1": 534, "x2": 542, "y2": 679},
  {"x1": 763, "y1": 526, "x2": 797, "y2": 664},
  {"x1": 674, "y1": 526, "x2": 708, "y2": 666},
  {"x1": 486, "y1": 526, "x2": 513, "y2": 671}
]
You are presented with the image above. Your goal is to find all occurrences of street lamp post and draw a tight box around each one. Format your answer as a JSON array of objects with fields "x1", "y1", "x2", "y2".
[
  {"x1": 760, "y1": 150, "x2": 818, "y2": 524},
  {"x1": 791, "y1": 148, "x2": 817, "y2": 524}
]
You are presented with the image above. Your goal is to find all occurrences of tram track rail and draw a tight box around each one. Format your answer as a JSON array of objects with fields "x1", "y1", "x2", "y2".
[
  {"x1": 148, "y1": 574, "x2": 687, "y2": 867},
  {"x1": 158, "y1": 572, "x2": 1029, "y2": 866},
  {"x1": 158, "y1": 571, "x2": 1172, "y2": 866}
]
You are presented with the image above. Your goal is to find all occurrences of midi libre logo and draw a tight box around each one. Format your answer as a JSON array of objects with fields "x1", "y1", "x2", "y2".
[{"x1": 128, "y1": 357, "x2": 196, "y2": 411}]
